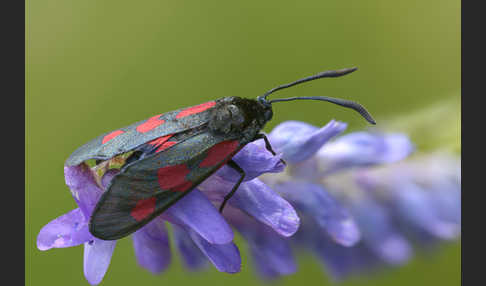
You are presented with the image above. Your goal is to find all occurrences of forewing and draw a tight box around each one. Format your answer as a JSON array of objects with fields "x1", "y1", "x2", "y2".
[
  {"x1": 65, "y1": 101, "x2": 218, "y2": 166},
  {"x1": 89, "y1": 131, "x2": 243, "y2": 240}
]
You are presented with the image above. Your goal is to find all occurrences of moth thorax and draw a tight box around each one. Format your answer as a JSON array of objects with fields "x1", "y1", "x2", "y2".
[{"x1": 208, "y1": 102, "x2": 247, "y2": 134}]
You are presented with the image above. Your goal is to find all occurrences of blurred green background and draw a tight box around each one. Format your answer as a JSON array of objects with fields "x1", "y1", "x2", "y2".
[{"x1": 26, "y1": 0, "x2": 460, "y2": 285}]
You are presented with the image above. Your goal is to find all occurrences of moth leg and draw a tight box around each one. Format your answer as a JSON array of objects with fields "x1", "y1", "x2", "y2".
[
  {"x1": 255, "y1": 133, "x2": 286, "y2": 165},
  {"x1": 219, "y1": 160, "x2": 246, "y2": 213},
  {"x1": 255, "y1": 133, "x2": 277, "y2": 155}
]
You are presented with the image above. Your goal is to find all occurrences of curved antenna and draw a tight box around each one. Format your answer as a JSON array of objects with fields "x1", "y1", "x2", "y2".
[
  {"x1": 259, "y1": 67, "x2": 376, "y2": 124},
  {"x1": 269, "y1": 96, "x2": 376, "y2": 125},
  {"x1": 262, "y1": 67, "x2": 358, "y2": 100}
]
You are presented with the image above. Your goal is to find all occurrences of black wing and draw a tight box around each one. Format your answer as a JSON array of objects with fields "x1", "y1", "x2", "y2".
[
  {"x1": 89, "y1": 130, "x2": 244, "y2": 240},
  {"x1": 65, "y1": 101, "x2": 218, "y2": 166}
]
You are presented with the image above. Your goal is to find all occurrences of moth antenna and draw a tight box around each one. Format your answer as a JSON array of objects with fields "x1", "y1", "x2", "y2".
[
  {"x1": 262, "y1": 67, "x2": 358, "y2": 100},
  {"x1": 269, "y1": 96, "x2": 376, "y2": 125},
  {"x1": 259, "y1": 67, "x2": 376, "y2": 124}
]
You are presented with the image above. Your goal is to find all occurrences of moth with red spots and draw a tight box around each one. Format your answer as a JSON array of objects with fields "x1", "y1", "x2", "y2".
[{"x1": 65, "y1": 67, "x2": 376, "y2": 240}]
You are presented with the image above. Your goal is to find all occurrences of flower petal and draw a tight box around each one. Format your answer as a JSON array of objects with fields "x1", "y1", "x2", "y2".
[
  {"x1": 216, "y1": 140, "x2": 285, "y2": 182},
  {"x1": 188, "y1": 229, "x2": 241, "y2": 273},
  {"x1": 316, "y1": 132, "x2": 413, "y2": 175},
  {"x1": 379, "y1": 133, "x2": 415, "y2": 163},
  {"x1": 37, "y1": 208, "x2": 93, "y2": 250},
  {"x1": 162, "y1": 189, "x2": 233, "y2": 244},
  {"x1": 276, "y1": 182, "x2": 360, "y2": 246},
  {"x1": 172, "y1": 224, "x2": 208, "y2": 271},
  {"x1": 268, "y1": 120, "x2": 347, "y2": 163},
  {"x1": 377, "y1": 235, "x2": 412, "y2": 265},
  {"x1": 199, "y1": 176, "x2": 300, "y2": 237},
  {"x1": 132, "y1": 217, "x2": 171, "y2": 274},
  {"x1": 292, "y1": 213, "x2": 375, "y2": 280},
  {"x1": 101, "y1": 169, "x2": 119, "y2": 189},
  {"x1": 430, "y1": 182, "x2": 461, "y2": 225},
  {"x1": 350, "y1": 199, "x2": 412, "y2": 264},
  {"x1": 313, "y1": 238, "x2": 377, "y2": 280},
  {"x1": 249, "y1": 237, "x2": 295, "y2": 279},
  {"x1": 230, "y1": 212, "x2": 296, "y2": 278},
  {"x1": 64, "y1": 164, "x2": 103, "y2": 218},
  {"x1": 393, "y1": 183, "x2": 460, "y2": 240},
  {"x1": 357, "y1": 165, "x2": 461, "y2": 240},
  {"x1": 83, "y1": 239, "x2": 117, "y2": 285},
  {"x1": 325, "y1": 214, "x2": 361, "y2": 247},
  {"x1": 229, "y1": 179, "x2": 300, "y2": 237}
]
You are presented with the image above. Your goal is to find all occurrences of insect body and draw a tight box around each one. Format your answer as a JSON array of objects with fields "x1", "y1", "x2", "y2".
[{"x1": 65, "y1": 67, "x2": 375, "y2": 240}]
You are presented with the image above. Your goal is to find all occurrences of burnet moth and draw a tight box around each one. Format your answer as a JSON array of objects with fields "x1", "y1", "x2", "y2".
[{"x1": 65, "y1": 67, "x2": 376, "y2": 240}]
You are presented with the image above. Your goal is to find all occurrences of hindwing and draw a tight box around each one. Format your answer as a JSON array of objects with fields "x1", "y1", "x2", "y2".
[{"x1": 89, "y1": 130, "x2": 243, "y2": 240}]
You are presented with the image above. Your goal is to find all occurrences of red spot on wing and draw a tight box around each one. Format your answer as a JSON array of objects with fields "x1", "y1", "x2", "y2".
[
  {"x1": 176, "y1": 101, "x2": 216, "y2": 119},
  {"x1": 156, "y1": 141, "x2": 178, "y2": 153},
  {"x1": 148, "y1": 135, "x2": 178, "y2": 153},
  {"x1": 157, "y1": 164, "x2": 192, "y2": 192},
  {"x1": 173, "y1": 181, "x2": 193, "y2": 192},
  {"x1": 199, "y1": 140, "x2": 240, "y2": 168},
  {"x1": 102, "y1": 130, "x2": 124, "y2": 144},
  {"x1": 131, "y1": 197, "x2": 156, "y2": 221},
  {"x1": 136, "y1": 114, "x2": 165, "y2": 133},
  {"x1": 148, "y1": 135, "x2": 172, "y2": 146}
]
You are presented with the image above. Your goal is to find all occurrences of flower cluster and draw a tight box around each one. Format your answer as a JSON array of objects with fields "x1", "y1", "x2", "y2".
[
  {"x1": 260, "y1": 120, "x2": 461, "y2": 279},
  {"x1": 37, "y1": 120, "x2": 461, "y2": 284}
]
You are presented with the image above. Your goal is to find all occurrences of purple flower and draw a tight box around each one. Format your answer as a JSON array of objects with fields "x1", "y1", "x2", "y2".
[
  {"x1": 38, "y1": 119, "x2": 460, "y2": 283},
  {"x1": 354, "y1": 152, "x2": 461, "y2": 242},
  {"x1": 259, "y1": 120, "x2": 460, "y2": 280},
  {"x1": 198, "y1": 176, "x2": 299, "y2": 278},
  {"x1": 268, "y1": 120, "x2": 347, "y2": 164},
  {"x1": 37, "y1": 141, "x2": 298, "y2": 284}
]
